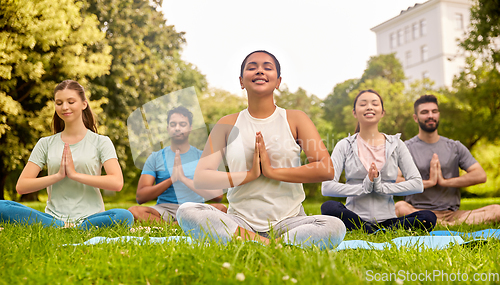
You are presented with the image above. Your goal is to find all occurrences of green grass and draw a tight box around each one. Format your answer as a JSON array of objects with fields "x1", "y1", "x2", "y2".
[{"x1": 1, "y1": 199, "x2": 499, "y2": 284}]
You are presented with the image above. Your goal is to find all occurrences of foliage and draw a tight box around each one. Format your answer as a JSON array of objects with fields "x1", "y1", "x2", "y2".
[
  {"x1": 344, "y1": 78, "x2": 417, "y2": 140},
  {"x1": 274, "y1": 86, "x2": 332, "y2": 198},
  {"x1": 1, "y1": 200, "x2": 499, "y2": 284},
  {"x1": 442, "y1": 0, "x2": 500, "y2": 196},
  {"x1": 323, "y1": 53, "x2": 423, "y2": 142},
  {"x1": 0, "y1": 0, "x2": 112, "y2": 200},
  {"x1": 198, "y1": 88, "x2": 247, "y2": 125},
  {"x1": 439, "y1": 57, "x2": 500, "y2": 149},
  {"x1": 360, "y1": 53, "x2": 406, "y2": 84},
  {"x1": 275, "y1": 87, "x2": 323, "y2": 123},
  {"x1": 466, "y1": 138, "x2": 500, "y2": 197},
  {"x1": 322, "y1": 79, "x2": 359, "y2": 143},
  {"x1": 275, "y1": 86, "x2": 333, "y2": 147},
  {"x1": 82, "y1": 0, "x2": 208, "y2": 198},
  {"x1": 460, "y1": 0, "x2": 500, "y2": 65}
]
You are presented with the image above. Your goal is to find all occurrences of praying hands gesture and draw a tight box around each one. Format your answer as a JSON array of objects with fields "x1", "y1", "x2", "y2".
[
  {"x1": 59, "y1": 142, "x2": 123, "y2": 191},
  {"x1": 424, "y1": 153, "x2": 486, "y2": 189},
  {"x1": 397, "y1": 153, "x2": 445, "y2": 188},
  {"x1": 57, "y1": 143, "x2": 77, "y2": 180},
  {"x1": 426, "y1": 153, "x2": 461, "y2": 188},
  {"x1": 248, "y1": 132, "x2": 262, "y2": 181},
  {"x1": 18, "y1": 142, "x2": 123, "y2": 195},
  {"x1": 425, "y1": 153, "x2": 440, "y2": 188},
  {"x1": 368, "y1": 162, "x2": 379, "y2": 182},
  {"x1": 253, "y1": 130, "x2": 334, "y2": 183},
  {"x1": 255, "y1": 132, "x2": 270, "y2": 178},
  {"x1": 424, "y1": 153, "x2": 448, "y2": 188},
  {"x1": 171, "y1": 150, "x2": 187, "y2": 184}
]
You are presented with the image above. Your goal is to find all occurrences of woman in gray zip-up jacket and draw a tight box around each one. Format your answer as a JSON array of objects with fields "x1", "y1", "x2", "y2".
[{"x1": 321, "y1": 90, "x2": 436, "y2": 233}]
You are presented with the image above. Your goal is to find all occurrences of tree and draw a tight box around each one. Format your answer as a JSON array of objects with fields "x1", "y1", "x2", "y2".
[
  {"x1": 460, "y1": 0, "x2": 500, "y2": 65},
  {"x1": 274, "y1": 86, "x2": 322, "y2": 119},
  {"x1": 273, "y1": 86, "x2": 330, "y2": 198},
  {"x1": 322, "y1": 79, "x2": 360, "y2": 143},
  {"x1": 0, "y1": 0, "x2": 112, "y2": 200},
  {"x1": 341, "y1": 78, "x2": 417, "y2": 140},
  {"x1": 275, "y1": 85, "x2": 334, "y2": 149},
  {"x1": 360, "y1": 53, "x2": 406, "y2": 84},
  {"x1": 323, "y1": 53, "x2": 413, "y2": 141},
  {"x1": 440, "y1": 0, "x2": 500, "y2": 197},
  {"x1": 83, "y1": 0, "x2": 207, "y2": 197},
  {"x1": 446, "y1": 0, "x2": 500, "y2": 148},
  {"x1": 440, "y1": 57, "x2": 500, "y2": 149},
  {"x1": 198, "y1": 88, "x2": 247, "y2": 125}
]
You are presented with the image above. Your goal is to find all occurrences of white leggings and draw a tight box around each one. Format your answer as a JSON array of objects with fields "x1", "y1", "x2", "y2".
[{"x1": 176, "y1": 202, "x2": 346, "y2": 249}]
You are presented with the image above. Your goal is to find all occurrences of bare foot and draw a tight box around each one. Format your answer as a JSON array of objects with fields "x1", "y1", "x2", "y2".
[{"x1": 63, "y1": 222, "x2": 75, "y2": 228}]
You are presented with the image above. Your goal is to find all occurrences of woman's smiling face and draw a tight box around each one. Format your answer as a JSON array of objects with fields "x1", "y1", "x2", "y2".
[
  {"x1": 353, "y1": 91, "x2": 385, "y2": 126},
  {"x1": 239, "y1": 52, "x2": 281, "y2": 94},
  {"x1": 54, "y1": 89, "x2": 88, "y2": 124}
]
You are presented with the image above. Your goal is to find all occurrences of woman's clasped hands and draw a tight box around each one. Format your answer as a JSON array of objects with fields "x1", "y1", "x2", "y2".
[
  {"x1": 248, "y1": 131, "x2": 275, "y2": 181},
  {"x1": 57, "y1": 143, "x2": 78, "y2": 180},
  {"x1": 368, "y1": 162, "x2": 379, "y2": 182}
]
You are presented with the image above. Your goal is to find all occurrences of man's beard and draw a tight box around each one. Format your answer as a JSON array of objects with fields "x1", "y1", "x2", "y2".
[
  {"x1": 418, "y1": 118, "x2": 439, "y2": 133},
  {"x1": 171, "y1": 132, "x2": 189, "y2": 144}
]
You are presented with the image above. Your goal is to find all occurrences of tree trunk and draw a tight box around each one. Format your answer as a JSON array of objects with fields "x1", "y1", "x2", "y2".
[{"x1": 0, "y1": 173, "x2": 6, "y2": 200}]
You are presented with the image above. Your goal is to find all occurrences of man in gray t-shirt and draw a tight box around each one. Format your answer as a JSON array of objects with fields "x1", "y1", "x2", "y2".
[{"x1": 395, "y1": 95, "x2": 500, "y2": 226}]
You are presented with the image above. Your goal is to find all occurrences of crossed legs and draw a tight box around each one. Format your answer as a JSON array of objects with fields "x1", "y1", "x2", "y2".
[
  {"x1": 395, "y1": 200, "x2": 500, "y2": 226},
  {"x1": 0, "y1": 200, "x2": 133, "y2": 229},
  {"x1": 128, "y1": 203, "x2": 228, "y2": 224},
  {"x1": 322, "y1": 200, "x2": 436, "y2": 232},
  {"x1": 176, "y1": 202, "x2": 346, "y2": 249}
]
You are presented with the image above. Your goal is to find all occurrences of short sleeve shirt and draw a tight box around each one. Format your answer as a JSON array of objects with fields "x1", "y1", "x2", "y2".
[
  {"x1": 404, "y1": 136, "x2": 477, "y2": 211},
  {"x1": 141, "y1": 145, "x2": 204, "y2": 204},
  {"x1": 28, "y1": 130, "x2": 117, "y2": 223}
]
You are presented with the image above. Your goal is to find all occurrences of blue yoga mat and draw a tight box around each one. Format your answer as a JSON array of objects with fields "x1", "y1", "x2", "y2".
[
  {"x1": 335, "y1": 236, "x2": 465, "y2": 251},
  {"x1": 429, "y1": 229, "x2": 500, "y2": 239},
  {"x1": 335, "y1": 229, "x2": 499, "y2": 251},
  {"x1": 63, "y1": 229, "x2": 499, "y2": 250}
]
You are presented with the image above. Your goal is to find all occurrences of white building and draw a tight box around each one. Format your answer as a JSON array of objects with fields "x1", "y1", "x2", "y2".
[{"x1": 371, "y1": 0, "x2": 472, "y2": 88}]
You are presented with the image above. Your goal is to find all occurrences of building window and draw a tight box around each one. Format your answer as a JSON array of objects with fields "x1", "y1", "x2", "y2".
[
  {"x1": 406, "y1": 51, "x2": 412, "y2": 67},
  {"x1": 405, "y1": 26, "x2": 411, "y2": 43},
  {"x1": 398, "y1": 29, "x2": 404, "y2": 46},
  {"x1": 420, "y1": 19, "x2": 427, "y2": 36},
  {"x1": 455, "y1": 13, "x2": 463, "y2": 29},
  {"x1": 421, "y1": 45, "x2": 428, "y2": 62},
  {"x1": 412, "y1": 23, "x2": 419, "y2": 39},
  {"x1": 390, "y1": 33, "x2": 397, "y2": 48}
]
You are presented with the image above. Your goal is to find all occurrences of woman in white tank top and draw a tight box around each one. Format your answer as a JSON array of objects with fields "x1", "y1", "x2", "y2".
[{"x1": 176, "y1": 51, "x2": 346, "y2": 249}]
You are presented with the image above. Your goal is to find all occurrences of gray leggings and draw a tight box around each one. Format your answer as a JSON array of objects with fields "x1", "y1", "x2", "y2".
[{"x1": 176, "y1": 202, "x2": 346, "y2": 249}]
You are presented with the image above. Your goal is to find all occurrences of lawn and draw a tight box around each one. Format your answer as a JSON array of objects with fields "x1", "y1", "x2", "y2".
[{"x1": 1, "y1": 198, "x2": 499, "y2": 284}]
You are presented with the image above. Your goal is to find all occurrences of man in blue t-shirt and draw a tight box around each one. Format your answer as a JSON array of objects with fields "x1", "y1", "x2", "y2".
[
  {"x1": 396, "y1": 95, "x2": 500, "y2": 225},
  {"x1": 128, "y1": 106, "x2": 226, "y2": 223}
]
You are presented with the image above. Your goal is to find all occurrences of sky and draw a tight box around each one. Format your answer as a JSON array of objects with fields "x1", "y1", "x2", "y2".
[{"x1": 161, "y1": 0, "x2": 424, "y2": 99}]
